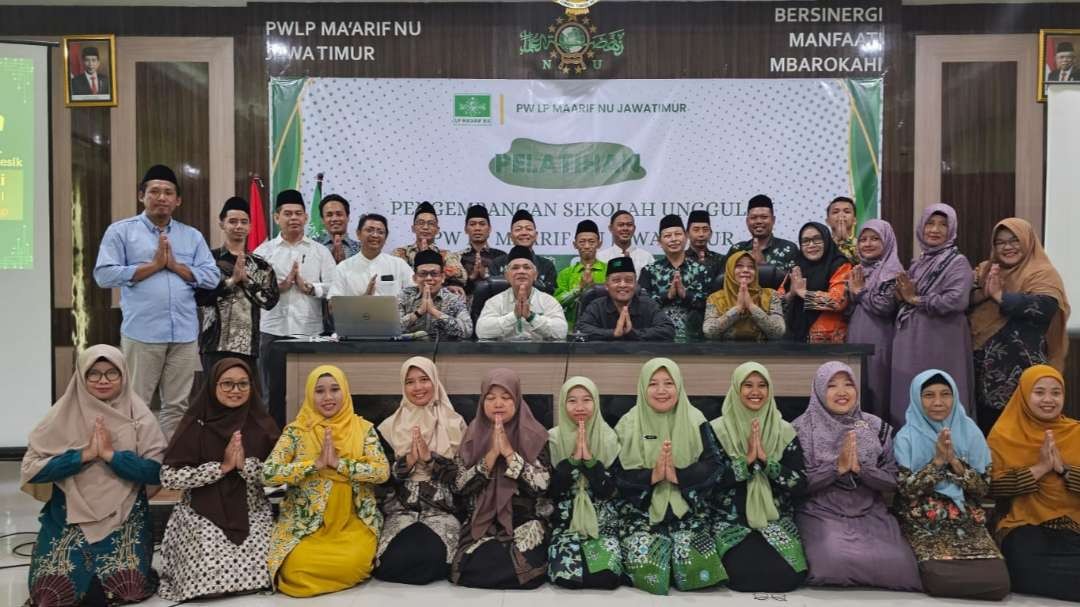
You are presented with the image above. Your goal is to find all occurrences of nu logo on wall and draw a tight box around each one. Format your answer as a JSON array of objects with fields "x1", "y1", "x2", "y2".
[
  {"x1": 453, "y1": 94, "x2": 494, "y2": 125},
  {"x1": 519, "y1": 12, "x2": 625, "y2": 75}
]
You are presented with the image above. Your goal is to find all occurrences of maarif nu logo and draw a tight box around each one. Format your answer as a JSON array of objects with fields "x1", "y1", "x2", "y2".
[{"x1": 453, "y1": 94, "x2": 493, "y2": 125}]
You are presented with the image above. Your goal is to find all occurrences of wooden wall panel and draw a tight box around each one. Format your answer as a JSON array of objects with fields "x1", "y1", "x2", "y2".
[
  {"x1": 940, "y1": 61, "x2": 1016, "y2": 266},
  {"x1": 135, "y1": 61, "x2": 211, "y2": 235}
]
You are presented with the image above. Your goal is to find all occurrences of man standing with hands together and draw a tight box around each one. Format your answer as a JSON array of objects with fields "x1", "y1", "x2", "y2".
[
  {"x1": 94, "y1": 164, "x2": 220, "y2": 437},
  {"x1": 254, "y1": 189, "x2": 337, "y2": 392}
]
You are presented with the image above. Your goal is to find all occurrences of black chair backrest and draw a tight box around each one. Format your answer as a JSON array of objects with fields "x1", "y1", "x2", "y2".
[
  {"x1": 469, "y1": 278, "x2": 511, "y2": 333},
  {"x1": 757, "y1": 264, "x2": 787, "y2": 290},
  {"x1": 579, "y1": 285, "x2": 609, "y2": 312}
]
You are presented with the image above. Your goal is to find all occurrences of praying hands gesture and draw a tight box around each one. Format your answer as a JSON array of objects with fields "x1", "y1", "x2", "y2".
[
  {"x1": 514, "y1": 285, "x2": 532, "y2": 320},
  {"x1": 330, "y1": 234, "x2": 347, "y2": 264},
  {"x1": 220, "y1": 431, "x2": 246, "y2": 474},
  {"x1": 406, "y1": 425, "x2": 433, "y2": 471},
  {"x1": 573, "y1": 420, "x2": 593, "y2": 461},
  {"x1": 836, "y1": 430, "x2": 861, "y2": 475},
  {"x1": 1033, "y1": 429, "x2": 1066, "y2": 479},
  {"x1": 613, "y1": 305, "x2": 634, "y2": 338},
  {"x1": 315, "y1": 427, "x2": 340, "y2": 471},
  {"x1": 983, "y1": 263, "x2": 1003, "y2": 304},
  {"x1": 650, "y1": 440, "x2": 678, "y2": 485},
  {"x1": 786, "y1": 266, "x2": 807, "y2": 300},
  {"x1": 81, "y1": 416, "x2": 115, "y2": 464},
  {"x1": 152, "y1": 233, "x2": 171, "y2": 272},
  {"x1": 365, "y1": 273, "x2": 378, "y2": 296},
  {"x1": 745, "y1": 419, "x2": 767, "y2": 466},
  {"x1": 831, "y1": 216, "x2": 851, "y2": 244},
  {"x1": 469, "y1": 254, "x2": 487, "y2": 282},
  {"x1": 667, "y1": 270, "x2": 687, "y2": 301},
  {"x1": 750, "y1": 239, "x2": 765, "y2": 266},
  {"x1": 415, "y1": 285, "x2": 445, "y2": 320},
  {"x1": 279, "y1": 261, "x2": 299, "y2": 291},
  {"x1": 847, "y1": 265, "x2": 865, "y2": 297},
  {"x1": 931, "y1": 428, "x2": 964, "y2": 475},
  {"x1": 895, "y1": 272, "x2": 918, "y2": 305},
  {"x1": 229, "y1": 252, "x2": 248, "y2": 286},
  {"x1": 735, "y1": 277, "x2": 754, "y2": 314},
  {"x1": 417, "y1": 237, "x2": 431, "y2": 252},
  {"x1": 484, "y1": 414, "x2": 516, "y2": 471},
  {"x1": 581, "y1": 265, "x2": 594, "y2": 289}
]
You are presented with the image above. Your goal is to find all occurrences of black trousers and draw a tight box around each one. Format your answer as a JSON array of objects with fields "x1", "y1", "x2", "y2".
[
  {"x1": 1002, "y1": 524, "x2": 1080, "y2": 602},
  {"x1": 722, "y1": 531, "x2": 807, "y2": 593},
  {"x1": 456, "y1": 539, "x2": 546, "y2": 590},
  {"x1": 550, "y1": 565, "x2": 622, "y2": 590},
  {"x1": 374, "y1": 523, "x2": 450, "y2": 585},
  {"x1": 918, "y1": 557, "x2": 1010, "y2": 601}
]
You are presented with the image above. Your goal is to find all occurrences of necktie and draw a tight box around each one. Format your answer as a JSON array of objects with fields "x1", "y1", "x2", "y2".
[{"x1": 90, "y1": 75, "x2": 97, "y2": 95}]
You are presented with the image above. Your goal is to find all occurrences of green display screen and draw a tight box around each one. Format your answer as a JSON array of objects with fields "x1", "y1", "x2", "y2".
[{"x1": 0, "y1": 56, "x2": 35, "y2": 269}]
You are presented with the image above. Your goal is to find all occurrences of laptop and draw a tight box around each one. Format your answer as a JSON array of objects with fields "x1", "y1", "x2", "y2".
[{"x1": 331, "y1": 296, "x2": 402, "y2": 340}]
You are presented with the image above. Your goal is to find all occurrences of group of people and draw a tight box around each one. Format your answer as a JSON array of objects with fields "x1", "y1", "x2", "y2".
[{"x1": 21, "y1": 347, "x2": 1080, "y2": 604}]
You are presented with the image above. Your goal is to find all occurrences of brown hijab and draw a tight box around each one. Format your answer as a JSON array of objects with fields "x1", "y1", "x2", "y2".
[
  {"x1": 971, "y1": 218, "x2": 1070, "y2": 370},
  {"x1": 458, "y1": 368, "x2": 548, "y2": 540},
  {"x1": 21, "y1": 345, "x2": 167, "y2": 543},
  {"x1": 163, "y1": 358, "x2": 280, "y2": 545}
]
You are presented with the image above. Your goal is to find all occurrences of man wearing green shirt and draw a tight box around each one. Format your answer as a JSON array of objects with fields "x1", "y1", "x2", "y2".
[{"x1": 555, "y1": 219, "x2": 607, "y2": 329}]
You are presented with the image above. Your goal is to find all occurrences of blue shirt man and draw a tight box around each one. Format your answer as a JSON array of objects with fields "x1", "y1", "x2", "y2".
[{"x1": 93, "y1": 164, "x2": 219, "y2": 437}]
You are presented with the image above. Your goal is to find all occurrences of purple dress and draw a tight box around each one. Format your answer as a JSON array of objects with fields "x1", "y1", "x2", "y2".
[
  {"x1": 794, "y1": 362, "x2": 922, "y2": 591},
  {"x1": 889, "y1": 204, "x2": 974, "y2": 429},
  {"x1": 846, "y1": 219, "x2": 904, "y2": 420}
]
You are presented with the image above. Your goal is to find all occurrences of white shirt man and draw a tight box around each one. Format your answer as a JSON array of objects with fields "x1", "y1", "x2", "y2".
[
  {"x1": 328, "y1": 213, "x2": 413, "y2": 297},
  {"x1": 253, "y1": 191, "x2": 337, "y2": 338},
  {"x1": 476, "y1": 246, "x2": 567, "y2": 341},
  {"x1": 597, "y1": 210, "x2": 655, "y2": 271}
]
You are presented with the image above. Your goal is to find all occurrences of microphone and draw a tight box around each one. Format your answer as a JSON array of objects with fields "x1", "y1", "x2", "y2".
[{"x1": 394, "y1": 330, "x2": 429, "y2": 341}]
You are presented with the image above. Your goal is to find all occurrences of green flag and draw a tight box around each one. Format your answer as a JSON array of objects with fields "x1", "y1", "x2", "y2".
[{"x1": 306, "y1": 172, "x2": 326, "y2": 239}]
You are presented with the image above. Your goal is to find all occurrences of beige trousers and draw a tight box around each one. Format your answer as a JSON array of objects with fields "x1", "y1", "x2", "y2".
[{"x1": 120, "y1": 336, "x2": 197, "y2": 439}]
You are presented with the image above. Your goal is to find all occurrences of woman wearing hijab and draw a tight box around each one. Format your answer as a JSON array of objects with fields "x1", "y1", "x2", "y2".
[
  {"x1": 158, "y1": 358, "x2": 280, "y2": 601},
  {"x1": 845, "y1": 219, "x2": 904, "y2": 417},
  {"x1": 711, "y1": 362, "x2": 808, "y2": 592},
  {"x1": 374, "y1": 357, "x2": 467, "y2": 585},
  {"x1": 793, "y1": 361, "x2": 921, "y2": 590},
  {"x1": 893, "y1": 370, "x2": 1009, "y2": 600},
  {"x1": 988, "y1": 365, "x2": 1080, "y2": 602},
  {"x1": 970, "y1": 218, "x2": 1070, "y2": 433},
  {"x1": 451, "y1": 368, "x2": 551, "y2": 589},
  {"x1": 889, "y1": 203, "x2": 974, "y2": 429},
  {"x1": 703, "y1": 251, "x2": 785, "y2": 341},
  {"x1": 614, "y1": 358, "x2": 727, "y2": 595},
  {"x1": 547, "y1": 377, "x2": 623, "y2": 589},
  {"x1": 22, "y1": 345, "x2": 167, "y2": 607},
  {"x1": 263, "y1": 365, "x2": 390, "y2": 597},
  {"x1": 780, "y1": 222, "x2": 852, "y2": 343}
]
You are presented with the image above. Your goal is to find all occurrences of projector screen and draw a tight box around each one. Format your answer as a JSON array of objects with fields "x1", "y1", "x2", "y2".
[
  {"x1": 0, "y1": 41, "x2": 53, "y2": 449},
  {"x1": 1044, "y1": 84, "x2": 1080, "y2": 333}
]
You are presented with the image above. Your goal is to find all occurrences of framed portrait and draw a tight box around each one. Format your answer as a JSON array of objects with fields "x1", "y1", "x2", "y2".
[
  {"x1": 1039, "y1": 29, "x2": 1080, "y2": 103},
  {"x1": 62, "y1": 34, "x2": 117, "y2": 107}
]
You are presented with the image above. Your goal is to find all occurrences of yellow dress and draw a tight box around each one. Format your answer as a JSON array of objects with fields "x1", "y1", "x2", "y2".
[{"x1": 276, "y1": 479, "x2": 377, "y2": 597}]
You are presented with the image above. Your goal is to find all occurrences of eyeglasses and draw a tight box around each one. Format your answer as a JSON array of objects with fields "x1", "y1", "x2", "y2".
[
  {"x1": 993, "y1": 237, "x2": 1021, "y2": 249},
  {"x1": 413, "y1": 220, "x2": 438, "y2": 229},
  {"x1": 361, "y1": 227, "x2": 387, "y2": 237},
  {"x1": 217, "y1": 380, "x2": 251, "y2": 392},
  {"x1": 800, "y1": 237, "x2": 824, "y2": 246},
  {"x1": 86, "y1": 369, "x2": 121, "y2": 383},
  {"x1": 415, "y1": 271, "x2": 442, "y2": 278}
]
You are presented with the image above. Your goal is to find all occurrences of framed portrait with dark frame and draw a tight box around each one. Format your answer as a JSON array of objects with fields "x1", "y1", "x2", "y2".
[
  {"x1": 62, "y1": 34, "x2": 117, "y2": 107},
  {"x1": 1039, "y1": 29, "x2": 1080, "y2": 103}
]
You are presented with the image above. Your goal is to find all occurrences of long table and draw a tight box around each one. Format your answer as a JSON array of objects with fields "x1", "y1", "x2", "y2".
[{"x1": 267, "y1": 340, "x2": 874, "y2": 428}]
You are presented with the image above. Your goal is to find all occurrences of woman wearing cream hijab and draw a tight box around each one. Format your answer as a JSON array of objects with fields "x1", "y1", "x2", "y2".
[
  {"x1": 22, "y1": 345, "x2": 166, "y2": 607},
  {"x1": 374, "y1": 357, "x2": 466, "y2": 585}
]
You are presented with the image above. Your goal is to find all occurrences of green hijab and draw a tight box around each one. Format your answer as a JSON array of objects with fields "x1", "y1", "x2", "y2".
[
  {"x1": 711, "y1": 361, "x2": 797, "y2": 529},
  {"x1": 615, "y1": 358, "x2": 706, "y2": 524},
  {"x1": 549, "y1": 377, "x2": 620, "y2": 538}
]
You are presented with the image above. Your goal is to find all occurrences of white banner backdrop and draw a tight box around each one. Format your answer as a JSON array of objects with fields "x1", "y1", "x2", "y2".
[{"x1": 271, "y1": 77, "x2": 882, "y2": 258}]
